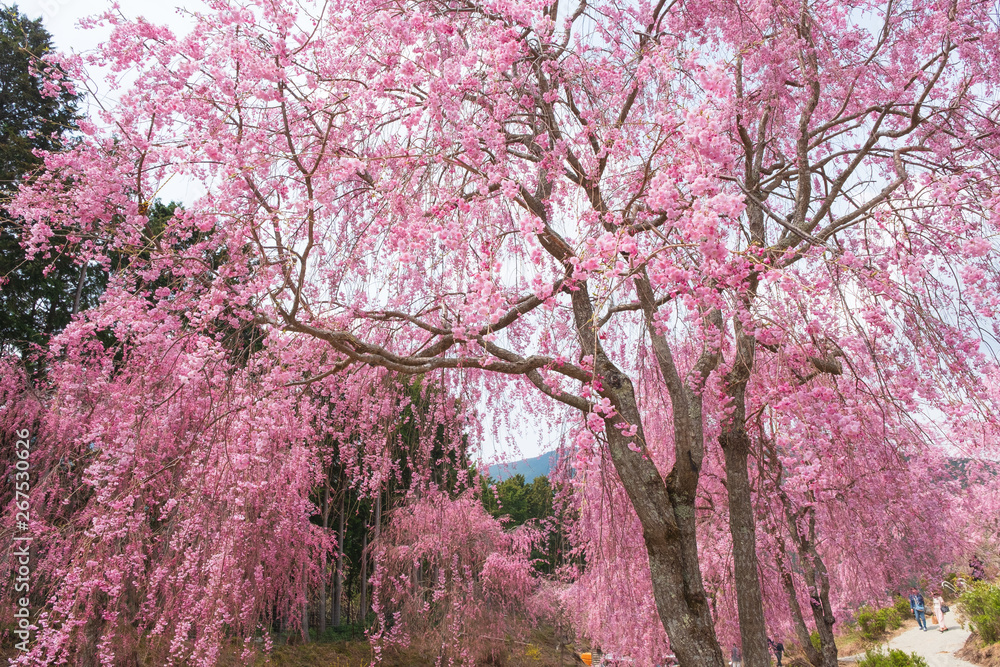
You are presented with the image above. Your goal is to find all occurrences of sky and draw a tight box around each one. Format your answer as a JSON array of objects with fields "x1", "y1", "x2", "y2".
[{"x1": 21, "y1": 0, "x2": 195, "y2": 52}]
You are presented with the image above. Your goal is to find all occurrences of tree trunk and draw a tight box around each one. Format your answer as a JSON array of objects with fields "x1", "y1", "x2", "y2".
[
  {"x1": 360, "y1": 514, "x2": 369, "y2": 622},
  {"x1": 602, "y1": 400, "x2": 726, "y2": 667},
  {"x1": 775, "y1": 536, "x2": 823, "y2": 667},
  {"x1": 712, "y1": 139, "x2": 771, "y2": 667},
  {"x1": 721, "y1": 424, "x2": 770, "y2": 667},
  {"x1": 301, "y1": 588, "x2": 309, "y2": 644},
  {"x1": 346, "y1": 586, "x2": 353, "y2": 629},
  {"x1": 333, "y1": 489, "x2": 345, "y2": 626},
  {"x1": 560, "y1": 272, "x2": 728, "y2": 667},
  {"x1": 800, "y1": 530, "x2": 837, "y2": 667},
  {"x1": 318, "y1": 476, "x2": 330, "y2": 636},
  {"x1": 762, "y1": 431, "x2": 837, "y2": 667},
  {"x1": 782, "y1": 500, "x2": 837, "y2": 667},
  {"x1": 72, "y1": 262, "x2": 87, "y2": 315}
]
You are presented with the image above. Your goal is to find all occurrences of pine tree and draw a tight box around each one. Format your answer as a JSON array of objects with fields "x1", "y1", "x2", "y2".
[{"x1": 0, "y1": 5, "x2": 99, "y2": 361}]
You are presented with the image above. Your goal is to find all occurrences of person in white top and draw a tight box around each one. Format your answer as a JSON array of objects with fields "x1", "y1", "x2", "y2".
[{"x1": 932, "y1": 592, "x2": 948, "y2": 632}]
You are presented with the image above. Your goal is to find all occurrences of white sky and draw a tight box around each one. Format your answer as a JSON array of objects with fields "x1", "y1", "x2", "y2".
[{"x1": 20, "y1": 0, "x2": 193, "y2": 52}]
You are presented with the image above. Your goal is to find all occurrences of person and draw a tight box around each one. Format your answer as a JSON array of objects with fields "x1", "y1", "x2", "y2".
[
  {"x1": 909, "y1": 588, "x2": 928, "y2": 631},
  {"x1": 768, "y1": 638, "x2": 784, "y2": 667},
  {"x1": 932, "y1": 591, "x2": 948, "y2": 632},
  {"x1": 731, "y1": 644, "x2": 742, "y2": 667},
  {"x1": 970, "y1": 556, "x2": 985, "y2": 582}
]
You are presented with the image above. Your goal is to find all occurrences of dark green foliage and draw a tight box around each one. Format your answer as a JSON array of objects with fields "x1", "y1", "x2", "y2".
[
  {"x1": 481, "y1": 474, "x2": 553, "y2": 528},
  {"x1": 0, "y1": 5, "x2": 97, "y2": 362},
  {"x1": 304, "y1": 376, "x2": 473, "y2": 634},
  {"x1": 0, "y1": 5, "x2": 76, "y2": 181},
  {"x1": 382, "y1": 376, "x2": 471, "y2": 496},
  {"x1": 959, "y1": 581, "x2": 1000, "y2": 644},
  {"x1": 480, "y1": 473, "x2": 571, "y2": 573},
  {"x1": 857, "y1": 648, "x2": 927, "y2": 667}
]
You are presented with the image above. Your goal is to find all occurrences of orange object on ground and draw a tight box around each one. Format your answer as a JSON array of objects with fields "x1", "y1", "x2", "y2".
[{"x1": 580, "y1": 652, "x2": 593, "y2": 666}]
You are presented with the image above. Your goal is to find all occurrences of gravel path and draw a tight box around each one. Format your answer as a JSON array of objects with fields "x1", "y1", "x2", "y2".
[{"x1": 885, "y1": 613, "x2": 976, "y2": 667}]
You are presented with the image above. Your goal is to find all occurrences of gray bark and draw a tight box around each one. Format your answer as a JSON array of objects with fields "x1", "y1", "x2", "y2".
[
  {"x1": 775, "y1": 536, "x2": 823, "y2": 667},
  {"x1": 785, "y1": 499, "x2": 838, "y2": 667},
  {"x1": 72, "y1": 262, "x2": 87, "y2": 315}
]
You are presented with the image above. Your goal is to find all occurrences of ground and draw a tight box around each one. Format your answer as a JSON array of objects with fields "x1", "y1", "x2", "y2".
[
  {"x1": 840, "y1": 611, "x2": 978, "y2": 667},
  {"x1": 885, "y1": 615, "x2": 976, "y2": 667},
  {"x1": 235, "y1": 626, "x2": 582, "y2": 667},
  {"x1": 956, "y1": 634, "x2": 1000, "y2": 667}
]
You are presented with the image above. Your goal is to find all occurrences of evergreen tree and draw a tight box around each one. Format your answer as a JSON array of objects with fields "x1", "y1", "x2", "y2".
[{"x1": 0, "y1": 5, "x2": 99, "y2": 361}]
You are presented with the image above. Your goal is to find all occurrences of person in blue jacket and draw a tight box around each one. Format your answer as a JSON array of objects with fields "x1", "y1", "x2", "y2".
[{"x1": 909, "y1": 588, "x2": 928, "y2": 631}]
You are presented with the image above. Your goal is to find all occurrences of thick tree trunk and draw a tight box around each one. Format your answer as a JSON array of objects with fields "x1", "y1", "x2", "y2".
[
  {"x1": 709, "y1": 130, "x2": 772, "y2": 667},
  {"x1": 714, "y1": 300, "x2": 769, "y2": 667},
  {"x1": 720, "y1": 425, "x2": 770, "y2": 667},
  {"x1": 532, "y1": 222, "x2": 727, "y2": 665},
  {"x1": 603, "y1": 398, "x2": 726, "y2": 667},
  {"x1": 565, "y1": 273, "x2": 727, "y2": 667}
]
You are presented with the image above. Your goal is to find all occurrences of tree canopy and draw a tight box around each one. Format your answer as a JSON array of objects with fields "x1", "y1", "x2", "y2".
[{"x1": 4, "y1": 0, "x2": 1000, "y2": 665}]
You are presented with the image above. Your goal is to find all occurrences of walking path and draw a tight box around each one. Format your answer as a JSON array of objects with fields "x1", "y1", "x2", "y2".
[
  {"x1": 840, "y1": 614, "x2": 976, "y2": 667},
  {"x1": 885, "y1": 616, "x2": 976, "y2": 667}
]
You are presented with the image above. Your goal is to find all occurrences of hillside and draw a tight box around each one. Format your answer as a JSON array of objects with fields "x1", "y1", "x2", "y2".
[{"x1": 487, "y1": 450, "x2": 559, "y2": 482}]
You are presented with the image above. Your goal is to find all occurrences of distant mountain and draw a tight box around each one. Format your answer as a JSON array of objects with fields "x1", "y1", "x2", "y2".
[
  {"x1": 487, "y1": 450, "x2": 559, "y2": 482},
  {"x1": 485, "y1": 454, "x2": 999, "y2": 485}
]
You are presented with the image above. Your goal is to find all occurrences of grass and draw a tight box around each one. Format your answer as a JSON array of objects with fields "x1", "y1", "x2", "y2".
[{"x1": 234, "y1": 626, "x2": 583, "y2": 667}]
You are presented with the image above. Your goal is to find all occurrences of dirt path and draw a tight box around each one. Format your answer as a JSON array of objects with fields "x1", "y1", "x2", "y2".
[{"x1": 885, "y1": 613, "x2": 976, "y2": 667}]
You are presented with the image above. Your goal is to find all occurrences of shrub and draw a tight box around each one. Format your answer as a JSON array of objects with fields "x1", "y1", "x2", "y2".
[
  {"x1": 959, "y1": 582, "x2": 1000, "y2": 645},
  {"x1": 893, "y1": 596, "x2": 912, "y2": 618},
  {"x1": 855, "y1": 602, "x2": 905, "y2": 641},
  {"x1": 810, "y1": 631, "x2": 821, "y2": 652},
  {"x1": 856, "y1": 606, "x2": 888, "y2": 641},
  {"x1": 877, "y1": 607, "x2": 902, "y2": 630},
  {"x1": 858, "y1": 648, "x2": 928, "y2": 667}
]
